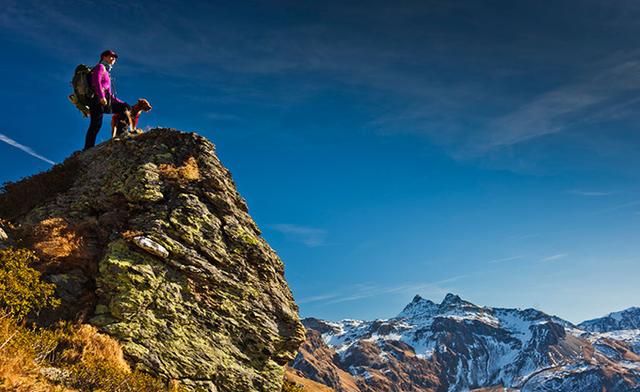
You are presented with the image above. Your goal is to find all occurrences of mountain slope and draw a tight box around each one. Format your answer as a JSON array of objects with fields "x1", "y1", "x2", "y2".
[
  {"x1": 579, "y1": 307, "x2": 640, "y2": 332},
  {"x1": 294, "y1": 294, "x2": 640, "y2": 391}
]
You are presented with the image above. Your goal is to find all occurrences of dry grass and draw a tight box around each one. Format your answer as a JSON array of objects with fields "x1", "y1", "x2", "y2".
[
  {"x1": 51, "y1": 324, "x2": 174, "y2": 392},
  {"x1": 28, "y1": 218, "x2": 82, "y2": 261},
  {"x1": 54, "y1": 325, "x2": 129, "y2": 373},
  {"x1": 0, "y1": 158, "x2": 80, "y2": 221},
  {"x1": 0, "y1": 314, "x2": 183, "y2": 391},
  {"x1": 20, "y1": 218, "x2": 98, "y2": 279},
  {"x1": 158, "y1": 157, "x2": 200, "y2": 183},
  {"x1": 285, "y1": 367, "x2": 335, "y2": 392},
  {"x1": 0, "y1": 314, "x2": 64, "y2": 391}
]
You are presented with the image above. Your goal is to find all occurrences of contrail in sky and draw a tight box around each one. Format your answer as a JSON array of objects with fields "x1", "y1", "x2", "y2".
[{"x1": 0, "y1": 133, "x2": 55, "y2": 165}]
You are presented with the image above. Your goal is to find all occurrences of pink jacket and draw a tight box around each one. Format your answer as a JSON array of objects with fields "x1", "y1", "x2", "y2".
[{"x1": 91, "y1": 63, "x2": 123, "y2": 103}]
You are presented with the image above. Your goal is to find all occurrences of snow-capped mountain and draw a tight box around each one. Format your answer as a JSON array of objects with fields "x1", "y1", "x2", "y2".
[
  {"x1": 579, "y1": 307, "x2": 640, "y2": 332},
  {"x1": 292, "y1": 294, "x2": 640, "y2": 391},
  {"x1": 578, "y1": 307, "x2": 640, "y2": 364}
]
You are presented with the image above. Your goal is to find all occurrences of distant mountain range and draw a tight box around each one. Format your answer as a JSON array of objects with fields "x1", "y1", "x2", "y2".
[
  {"x1": 579, "y1": 307, "x2": 640, "y2": 333},
  {"x1": 290, "y1": 294, "x2": 640, "y2": 391}
]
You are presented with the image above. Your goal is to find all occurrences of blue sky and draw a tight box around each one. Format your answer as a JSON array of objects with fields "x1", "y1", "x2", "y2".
[{"x1": 1, "y1": 0, "x2": 640, "y2": 324}]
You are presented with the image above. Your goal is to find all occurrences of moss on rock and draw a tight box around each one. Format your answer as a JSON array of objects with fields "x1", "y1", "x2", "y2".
[{"x1": 0, "y1": 129, "x2": 304, "y2": 391}]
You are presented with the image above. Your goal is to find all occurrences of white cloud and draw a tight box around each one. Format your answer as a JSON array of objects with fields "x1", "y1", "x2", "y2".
[
  {"x1": 540, "y1": 253, "x2": 568, "y2": 262},
  {"x1": 567, "y1": 190, "x2": 616, "y2": 197},
  {"x1": 487, "y1": 255, "x2": 524, "y2": 264},
  {"x1": 0, "y1": 133, "x2": 55, "y2": 165},
  {"x1": 307, "y1": 275, "x2": 470, "y2": 306},
  {"x1": 368, "y1": 51, "x2": 640, "y2": 162},
  {"x1": 595, "y1": 200, "x2": 640, "y2": 215},
  {"x1": 475, "y1": 55, "x2": 640, "y2": 154},
  {"x1": 269, "y1": 224, "x2": 327, "y2": 247},
  {"x1": 296, "y1": 293, "x2": 341, "y2": 305}
]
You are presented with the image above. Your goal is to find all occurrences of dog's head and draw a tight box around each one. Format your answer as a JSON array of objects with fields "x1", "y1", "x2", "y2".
[{"x1": 134, "y1": 98, "x2": 152, "y2": 112}]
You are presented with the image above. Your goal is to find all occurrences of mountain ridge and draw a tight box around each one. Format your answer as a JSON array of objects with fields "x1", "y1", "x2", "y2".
[
  {"x1": 293, "y1": 293, "x2": 640, "y2": 391},
  {"x1": 579, "y1": 307, "x2": 640, "y2": 332}
]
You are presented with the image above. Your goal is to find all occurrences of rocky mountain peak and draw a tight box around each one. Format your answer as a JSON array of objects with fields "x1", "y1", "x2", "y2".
[
  {"x1": 294, "y1": 294, "x2": 640, "y2": 392},
  {"x1": 579, "y1": 306, "x2": 640, "y2": 332},
  {"x1": 439, "y1": 293, "x2": 481, "y2": 311},
  {"x1": 0, "y1": 129, "x2": 305, "y2": 392},
  {"x1": 440, "y1": 292, "x2": 464, "y2": 306},
  {"x1": 397, "y1": 294, "x2": 438, "y2": 320},
  {"x1": 397, "y1": 293, "x2": 481, "y2": 321}
]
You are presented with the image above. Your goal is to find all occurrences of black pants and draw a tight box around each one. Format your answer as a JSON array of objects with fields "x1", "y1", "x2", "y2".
[{"x1": 84, "y1": 98, "x2": 130, "y2": 150}]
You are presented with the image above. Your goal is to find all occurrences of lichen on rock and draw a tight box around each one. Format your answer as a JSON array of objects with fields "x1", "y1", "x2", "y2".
[
  {"x1": 0, "y1": 129, "x2": 305, "y2": 391},
  {"x1": 122, "y1": 162, "x2": 164, "y2": 203}
]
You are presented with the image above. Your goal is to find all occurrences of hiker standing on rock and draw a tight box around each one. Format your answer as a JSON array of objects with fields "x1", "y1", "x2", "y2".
[{"x1": 84, "y1": 50, "x2": 130, "y2": 150}]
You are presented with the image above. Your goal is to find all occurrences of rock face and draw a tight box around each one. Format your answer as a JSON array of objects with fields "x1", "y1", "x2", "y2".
[
  {"x1": 0, "y1": 129, "x2": 305, "y2": 391},
  {"x1": 293, "y1": 294, "x2": 640, "y2": 392}
]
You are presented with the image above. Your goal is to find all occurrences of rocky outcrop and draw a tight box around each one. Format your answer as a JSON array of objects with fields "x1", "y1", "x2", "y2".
[{"x1": 0, "y1": 129, "x2": 305, "y2": 391}]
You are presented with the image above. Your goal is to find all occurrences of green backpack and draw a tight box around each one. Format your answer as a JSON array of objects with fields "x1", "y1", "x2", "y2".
[{"x1": 68, "y1": 64, "x2": 94, "y2": 117}]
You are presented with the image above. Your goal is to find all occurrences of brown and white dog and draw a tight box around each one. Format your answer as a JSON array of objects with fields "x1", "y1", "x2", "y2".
[{"x1": 111, "y1": 98, "x2": 152, "y2": 138}]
